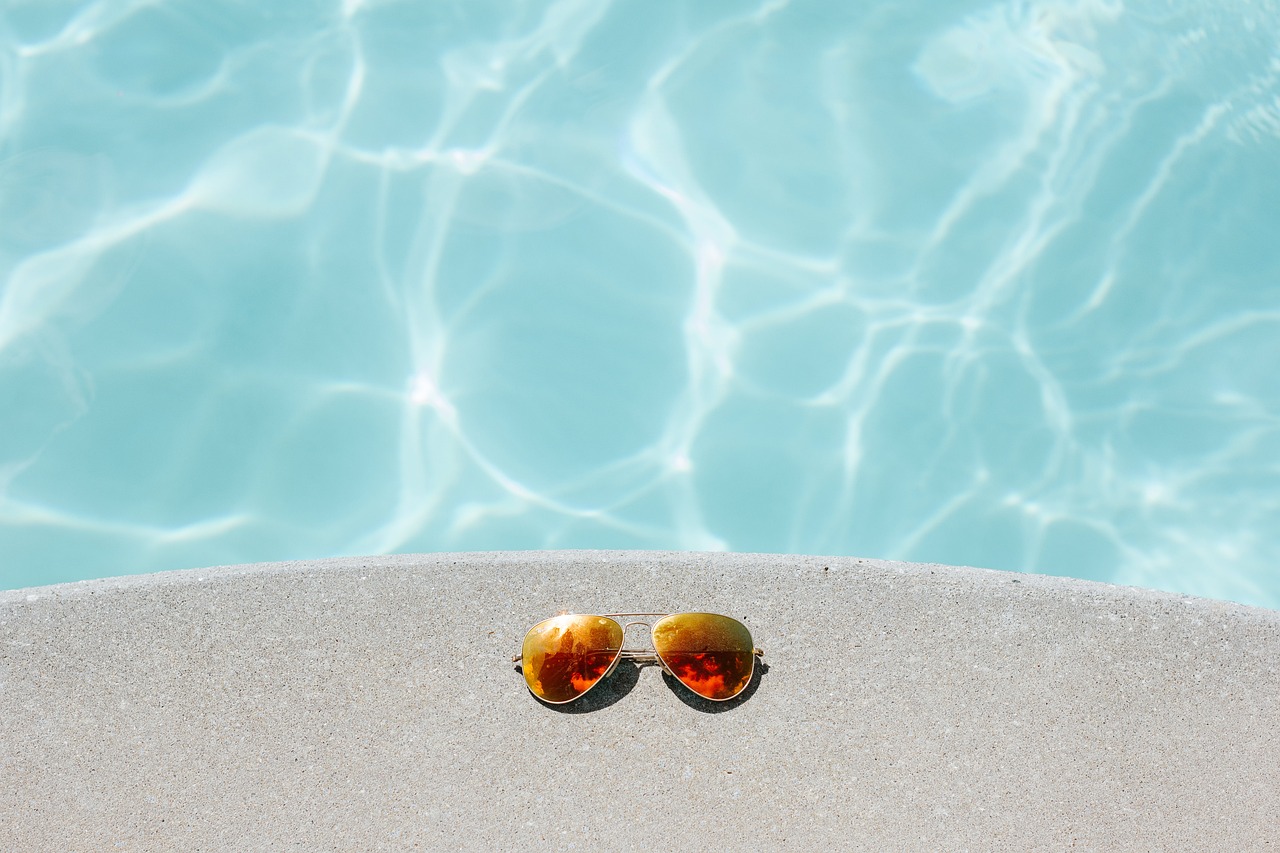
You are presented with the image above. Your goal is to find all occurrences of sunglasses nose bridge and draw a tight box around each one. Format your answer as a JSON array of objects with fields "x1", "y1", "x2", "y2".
[
  {"x1": 617, "y1": 622, "x2": 679, "y2": 676},
  {"x1": 621, "y1": 622, "x2": 656, "y2": 656},
  {"x1": 617, "y1": 622, "x2": 669, "y2": 668}
]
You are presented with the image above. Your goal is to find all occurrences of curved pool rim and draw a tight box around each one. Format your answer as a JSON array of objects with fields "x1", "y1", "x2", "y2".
[{"x1": 3, "y1": 550, "x2": 1277, "y2": 849}]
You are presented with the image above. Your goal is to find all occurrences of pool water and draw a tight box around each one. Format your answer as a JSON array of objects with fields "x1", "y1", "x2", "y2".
[{"x1": 2, "y1": 0, "x2": 1278, "y2": 607}]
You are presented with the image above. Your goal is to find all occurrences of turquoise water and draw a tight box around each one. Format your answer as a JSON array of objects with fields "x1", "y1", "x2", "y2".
[{"x1": 2, "y1": 1, "x2": 1279, "y2": 607}]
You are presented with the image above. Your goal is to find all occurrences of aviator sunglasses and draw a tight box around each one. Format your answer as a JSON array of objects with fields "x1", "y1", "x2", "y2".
[{"x1": 513, "y1": 612, "x2": 764, "y2": 704}]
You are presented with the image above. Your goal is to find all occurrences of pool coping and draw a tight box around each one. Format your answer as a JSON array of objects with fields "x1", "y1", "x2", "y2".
[{"x1": 3, "y1": 550, "x2": 1278, "y2": 849}]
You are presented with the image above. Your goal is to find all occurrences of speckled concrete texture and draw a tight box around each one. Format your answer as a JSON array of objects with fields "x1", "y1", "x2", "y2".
[{"x1": 2, "y1": 551, "x2": 1278, "y2": 851}]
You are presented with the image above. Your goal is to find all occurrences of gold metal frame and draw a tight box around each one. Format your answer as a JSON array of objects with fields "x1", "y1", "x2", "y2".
[{"x1": 512, "y1": 612, "x2": 765, "y2": 704}]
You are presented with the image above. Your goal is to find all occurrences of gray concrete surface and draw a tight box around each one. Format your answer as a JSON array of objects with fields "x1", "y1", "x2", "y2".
[{"x1": 1, "y1": 551, "x2": 1277, "y2": 851}]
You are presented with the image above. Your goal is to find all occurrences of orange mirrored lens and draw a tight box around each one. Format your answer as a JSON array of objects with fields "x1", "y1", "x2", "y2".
[
  {"x1": 652, "y1": 613, "x2": 755, "y2": 701},
  {"x1": 521, "y1": 615, "x2": 624, "y2": 703}
]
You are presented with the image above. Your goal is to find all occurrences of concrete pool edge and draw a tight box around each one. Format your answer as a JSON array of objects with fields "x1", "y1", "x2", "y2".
[
  {"x1": 5, "y1": 550, "x2": 1278, "y2": 618},
  {"x1": 4, "y1": 551, "x2": 1278, "y2": 849}
]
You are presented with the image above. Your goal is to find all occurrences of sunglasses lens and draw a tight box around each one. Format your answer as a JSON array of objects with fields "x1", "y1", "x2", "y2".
[
  {"x1": 521, "y1": 615, "x2": 624, "y2": 703},
  {"x1": 652, "y1": 613, "x2": 755, "y2": 701}
]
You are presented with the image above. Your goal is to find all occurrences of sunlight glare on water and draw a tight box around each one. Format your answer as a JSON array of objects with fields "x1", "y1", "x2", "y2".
[{"x1": 1, "y1": 0, "x2": 1279, "y2": 608}]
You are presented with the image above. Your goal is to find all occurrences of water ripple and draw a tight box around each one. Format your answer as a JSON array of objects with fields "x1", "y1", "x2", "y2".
[{"x1": 1, "y1": 0, "x2": 1278, "y2": 608}]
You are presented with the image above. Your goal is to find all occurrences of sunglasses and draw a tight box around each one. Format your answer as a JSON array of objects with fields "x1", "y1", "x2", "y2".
[{"x1": 513, "y1": 612, "x2": 764, "y2": 704}]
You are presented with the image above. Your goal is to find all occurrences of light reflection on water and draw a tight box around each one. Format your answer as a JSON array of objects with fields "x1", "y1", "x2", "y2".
[{"x1": 1, "y1": 0, "x2": 1278, "y2": 607}]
